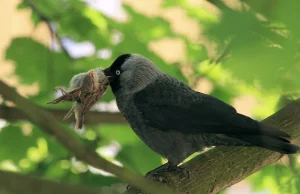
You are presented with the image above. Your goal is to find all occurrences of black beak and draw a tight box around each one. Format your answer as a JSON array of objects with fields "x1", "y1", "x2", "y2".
[{"x1": 104, "y1": 68, "x2": 114, "y2": 82}]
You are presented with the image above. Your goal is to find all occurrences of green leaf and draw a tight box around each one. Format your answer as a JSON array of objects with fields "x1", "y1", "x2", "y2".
[
  {"x1": 0, "y1": 125, "x2": 36, "y2": 163},
  {"x1": 45, "y1": 160, "x2": 120, "y2": 186},
  {"x1": 5, "y1": 37, "x2": 75, "y2": 98},
  {"x1": 17, "y1": 1, "x2": 29, "y2": 10},
  {"x1": 31, "y1": 12, "x2": 42, "y2": 27},
  {"x1": 248, "y1": 164, "x2": 299, "y2": 194},
  {"x1": 97, "y1": 124, "x2": 140, "y2": 146},
  {"x1": 204, "y1": 7, "x2": 300, "y2": 93},
  {"x1": 123, "y1": 6, "x2": 176, "y2": 41},
  {"x1": 97, "y1": 124, "x2": 163, "y2": 174},
  {"x1": 116, "y1": 141, "x2": 162, "y2": 175},
  {"x1": 272, "y1": 0, "x2": 300, "y2": 37},
  {"x1": 58, "y1": 12, "x2": 110, "y2": 48},
  {"x1": 0, "y1": 124, "x2": 68, "y2": 165}
]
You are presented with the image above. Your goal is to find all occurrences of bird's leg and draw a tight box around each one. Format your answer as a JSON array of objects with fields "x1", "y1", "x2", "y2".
[
  {"x1": 77, "y1": 91, "x2": 85, "y2": 106},
  {"x1": 62, "y1": 103, "x2": 75, "y2": 121}
]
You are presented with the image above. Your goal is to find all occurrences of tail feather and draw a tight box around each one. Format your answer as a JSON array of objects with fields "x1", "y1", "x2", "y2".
[
  {"x1": 258, "y1": 123, "x2": 291, "y2": 139},
  {"x1": 229, "y1": 121, "x2": 299, "y2": 154},
  {"x1": 228, "y1": 134, "x2": 299, "y2": 154}
]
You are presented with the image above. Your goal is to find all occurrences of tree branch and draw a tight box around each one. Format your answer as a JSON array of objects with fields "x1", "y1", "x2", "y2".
[
  {"x1": 0, "y1": 80, "x2": 177, "y2": 194},
  {"x1": 127, "y1": 100, "x2": 300, "y2": 194},
  {"x1": 0, "y1": 105, "x2": 126, "y2": 124},
  {"x1": 0, "y1": 170, "x2": 105, "y2": 194}
]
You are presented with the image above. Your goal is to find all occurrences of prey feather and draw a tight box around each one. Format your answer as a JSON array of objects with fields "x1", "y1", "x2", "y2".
[{"x1": 47, "y1": 68, "x2": 109, "y2": 130}]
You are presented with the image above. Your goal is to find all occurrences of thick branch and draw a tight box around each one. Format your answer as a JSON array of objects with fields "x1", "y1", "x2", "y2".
[
  {"x1": 0, "y1": 80, "x2": 176, "y2": 194},
  {"x1": 0, "y1": 105, "x2": 126, "y2": 124},
  {"x1": 127, "y1": 100, "x2": 300, "y2": 194},
  {"x1": 0, "y1": 170, "x2": 104, "y2": 194}
]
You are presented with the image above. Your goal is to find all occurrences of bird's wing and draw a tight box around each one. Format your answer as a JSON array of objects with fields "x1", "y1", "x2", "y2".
[{"x1": 133, "y1": 75, "x2": 289, "y2": 138}]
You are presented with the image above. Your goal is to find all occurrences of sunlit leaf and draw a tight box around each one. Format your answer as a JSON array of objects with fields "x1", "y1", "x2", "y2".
[{"x1": 0, "y1": 125, "x2": 36, "y2": 163}]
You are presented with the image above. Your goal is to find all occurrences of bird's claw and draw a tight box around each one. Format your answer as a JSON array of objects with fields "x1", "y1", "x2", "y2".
[
  {"x1": 164, "y1": 165, "x2": 191, "y2": 179},
  {"x1": 152, "y1": 173, "x2": 168, "y2": 184},
  {"x1": 173, "y1": 166, "x2": 191, "y2": 179},
  {"x1": 145, "y1": 171, "x2": 168, "y2": 184}
]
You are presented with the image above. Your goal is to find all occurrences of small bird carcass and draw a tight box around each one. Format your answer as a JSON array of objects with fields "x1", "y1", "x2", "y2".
[{"x1": 48, "y1": 68, "x2": 109, "y2": 130}]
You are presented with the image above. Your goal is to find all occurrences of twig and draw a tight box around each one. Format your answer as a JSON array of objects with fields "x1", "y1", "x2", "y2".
[
  {"x1": 24, "y1": 0, "x2": 73, "y2": 61},
  {"x1": 0, "y1": 105, "x2": 127, "y2": 124},
  {"x1": 212, "y1": 41, "x2": 233, "y2": 64}
]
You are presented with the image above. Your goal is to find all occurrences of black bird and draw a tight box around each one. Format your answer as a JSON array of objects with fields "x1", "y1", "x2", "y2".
[{"x1": 104, "y1": 53, "x2": 299, "y2": 173}]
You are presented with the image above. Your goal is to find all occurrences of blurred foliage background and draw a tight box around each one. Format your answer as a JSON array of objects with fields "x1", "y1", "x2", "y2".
[{"x1": 0, "y1": 0, "x2": 299, "y2": 193}]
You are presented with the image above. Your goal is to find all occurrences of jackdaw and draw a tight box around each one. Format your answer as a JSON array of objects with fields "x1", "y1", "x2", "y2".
[{"x1": 103, "y1": 53, "x2": 299, "y2": 173}]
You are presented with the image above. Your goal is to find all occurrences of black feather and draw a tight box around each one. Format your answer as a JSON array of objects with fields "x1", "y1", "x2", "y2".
[
  {"x1": 227, "y1": 134, "x2": 299, "y2": 154},
  {"x1": 133, "y1": 74, "x2": 299, "y2": 154},
  {"x1": 134, "y1": 75, "x2": 290, "y2": 139}
]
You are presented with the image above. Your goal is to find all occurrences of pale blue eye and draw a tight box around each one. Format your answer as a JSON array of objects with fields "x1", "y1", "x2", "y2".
[{"x1": 116, "y1": 70, "x2": 120, "y2": 75}]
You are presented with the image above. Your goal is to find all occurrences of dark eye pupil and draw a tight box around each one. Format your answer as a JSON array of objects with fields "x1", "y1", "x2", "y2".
[{"x1": 116, "y1": 70, "x2": 120, "y2": 75}]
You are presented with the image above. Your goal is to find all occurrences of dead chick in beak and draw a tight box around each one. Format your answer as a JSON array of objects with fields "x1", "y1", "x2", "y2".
[{"x1": 48, "y1": 68, "x2": 109, "y2": 130}]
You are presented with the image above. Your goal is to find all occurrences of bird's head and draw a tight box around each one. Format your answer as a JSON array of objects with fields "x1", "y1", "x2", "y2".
[
  {"x1": 69, "y1": 68, "x2": 108, "y2": 91},
  {"x1": 104, "y1": 54, "x2": 161, "y2": 94},
  {"x1": 89, "y1": 68, "x2": 109, "y2": 90}
]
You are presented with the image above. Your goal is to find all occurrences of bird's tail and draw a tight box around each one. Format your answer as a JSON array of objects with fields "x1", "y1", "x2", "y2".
[{"x1": 228, "y1": 134, "x2": 299, "y2": 154}]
